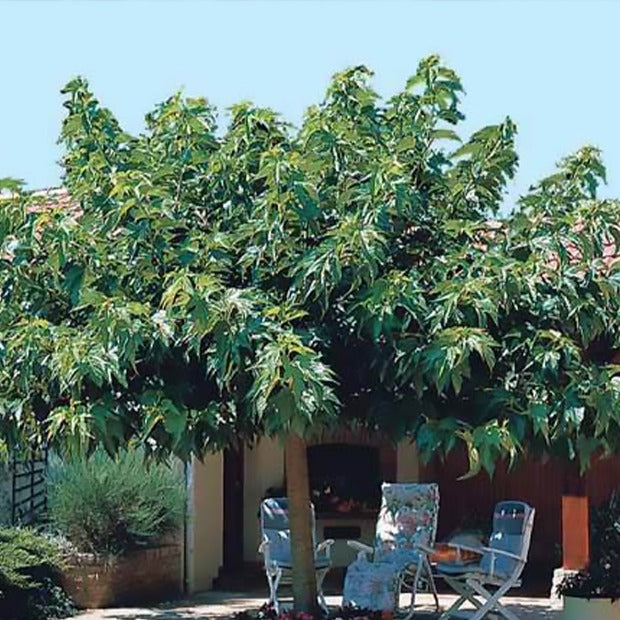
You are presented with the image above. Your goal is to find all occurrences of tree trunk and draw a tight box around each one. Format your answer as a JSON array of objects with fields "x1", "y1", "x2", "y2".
[{"x1": 285, "y1": 433, "x2": 319, "y2": 613}]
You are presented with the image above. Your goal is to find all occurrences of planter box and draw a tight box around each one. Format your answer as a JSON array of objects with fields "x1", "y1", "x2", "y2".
[
  {"x1": 61, "y1": 541, "x2": 183, "y2": 609},
  {"x1": 563, "y1": 596, "x2": 620, "y2": 620}
]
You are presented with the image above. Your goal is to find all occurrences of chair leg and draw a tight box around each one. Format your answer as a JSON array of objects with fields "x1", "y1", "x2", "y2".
[
  {"x1": 438, "y1": 594, "x2": 469, "y2": 620},
  {"x1": 394, "y1": 570, "x2": 411, "y2": 618},
  {"x1": 393, "y1": 562, "x2": 417, "y2": 620},
  {"x1": 467, "y1": 579, "x2": 520, "y2": 620},
  {"x1": 267, "y1": 567, "x2": 283, "y2": 614},
  {"x1": 396, "y1": 557, "x2": 438, "y2": 619},
  {"x1": 316, "y1": 568, "x2": 329, "y2": 615},
  {"x1": 423, "y1": 557, "x2": 440, "y2": 612},
  {"x1": 438, "y1": 577, "x2": 483, "y2": 620}
]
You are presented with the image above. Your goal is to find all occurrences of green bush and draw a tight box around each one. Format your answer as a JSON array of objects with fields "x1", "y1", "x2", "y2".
[
  {"x1": 47, "y1": 448, "x2": 185, "y2": 555},
  {"x1": 0, "y1": 527, "x2": 75, "y2": 620}
]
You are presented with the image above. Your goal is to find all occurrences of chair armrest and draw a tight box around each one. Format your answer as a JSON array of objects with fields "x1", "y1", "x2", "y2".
[
  {"x1": 347, "y1": 540, "x2": 374, "y2": 560},
  {"x1": 414, "y1": 542, "x2": 436, "y2": 555},
  {"x1": 446, "y1": 542, "x2": 485, "y2": 556},
  {"x1": 479, "y1": 546, "x2": 523, "y2": 561},
  {"x1": 316, "y1": 539, "x2": 335, "y2": 560},
  {"x1": 258, "y1": 537, "x2": 271, "y2": 565}
]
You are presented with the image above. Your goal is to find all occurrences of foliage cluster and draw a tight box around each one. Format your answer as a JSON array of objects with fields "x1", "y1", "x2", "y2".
[
  {"x1": 0, "y1": 527, "x2": 75, "y2": 620},
  {"x1": 2, "y1": 52, "x2": 620, "y2": 613},
  {"x1": 47, "y1": 448, "x2": 185, "y2": 555},
  {"x1": 0, "y1": 54, "x2": 619, "y2": 474}
]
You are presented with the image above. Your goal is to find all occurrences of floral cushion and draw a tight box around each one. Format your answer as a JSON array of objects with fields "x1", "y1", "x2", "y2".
[
  {"x1": 342, "y1": 483, "x2": 440, "y2": 611},
  {"x1": 374, "y1": 483, "x2": 439, "y2": 561},
  {"x1": 343, "y1": 555, "x2": 413, "y2": 611}
]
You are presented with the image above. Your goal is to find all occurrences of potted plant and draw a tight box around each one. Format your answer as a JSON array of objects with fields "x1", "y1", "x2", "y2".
[
  {"x1": 557, "y1": 490, "x2": 620, "y2": 620},
  {"x1": 46, "y1": 448, "x2": 185, "y2": 609}
]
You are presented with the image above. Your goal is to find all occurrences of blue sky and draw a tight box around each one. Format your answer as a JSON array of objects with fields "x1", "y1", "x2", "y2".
[{"x1": 1, "y1": 0, "x2": 619, "y2": 212}]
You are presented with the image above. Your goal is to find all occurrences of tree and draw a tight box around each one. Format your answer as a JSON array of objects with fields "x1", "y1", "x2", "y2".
[{"x1": 1, "y1": 55, "x2": 620, "y2": 612}]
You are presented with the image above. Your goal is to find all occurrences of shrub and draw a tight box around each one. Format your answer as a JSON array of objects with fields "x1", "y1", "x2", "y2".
[
  {"x1": 47, "y1": 448, "x2": 185, "y2": 555},
  {"x1": 558, "y1": 490, "x2": 620, "y2": 600},
  {"x1": 0, "y1": 527, "x2": 75, "y2": 620}
]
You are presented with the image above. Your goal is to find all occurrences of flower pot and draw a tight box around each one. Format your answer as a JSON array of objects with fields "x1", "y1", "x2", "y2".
[
  {"x1": 563, "y1": 596, "x2": 620, "y2": 620},
  {"x1": 61, "y1": 540, "x2": 183, "y2": 609}
]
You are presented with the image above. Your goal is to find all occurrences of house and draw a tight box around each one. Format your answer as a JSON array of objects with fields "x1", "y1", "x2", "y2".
[
  {"x1": 186, "y1": 435, "x2": 620, "y2": 593},
  {"x1": 185, "y1": 432, "x2": 423, "y2": 592}
]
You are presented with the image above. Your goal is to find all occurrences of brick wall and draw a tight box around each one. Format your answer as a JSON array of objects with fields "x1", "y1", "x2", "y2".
[{"x1": 62, "y1": 541, "x2": 183, "y2": 609}]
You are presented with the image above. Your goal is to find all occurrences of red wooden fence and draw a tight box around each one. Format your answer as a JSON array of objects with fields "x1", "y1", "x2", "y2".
[{"x1": 420, "y1": 449, "x2": 620, "y2": 566}]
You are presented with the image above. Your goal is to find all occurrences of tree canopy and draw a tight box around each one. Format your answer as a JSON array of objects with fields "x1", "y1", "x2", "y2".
[{"x1": 1, "y1": 55, "x2": 620, "y2": 476}]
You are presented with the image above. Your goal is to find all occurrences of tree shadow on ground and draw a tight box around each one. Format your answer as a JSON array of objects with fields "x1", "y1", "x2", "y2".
[
  {"x1": 79, "y1": 594, "x2": 562, "y2": 620},
  {"x1": 100, "y1": 606, "x2": 562, "y2": 620},
  {"x1": 98, "y1": 613, "x2": 201, "y2": 620},
  {"x1": 417, "y1": 603, "x2": 561, "y2": 619}
]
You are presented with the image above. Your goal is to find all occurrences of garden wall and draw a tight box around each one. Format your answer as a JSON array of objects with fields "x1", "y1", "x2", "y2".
[
  {"x1": 62, "y1": 540, "x2": 183, "y2": 608},
  {"x1": 421, "y1": 448, "x2": 620, "y2": 568}
]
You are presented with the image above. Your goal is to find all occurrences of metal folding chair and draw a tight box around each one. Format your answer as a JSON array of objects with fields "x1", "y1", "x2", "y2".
[
  {"x1": 435, "y1": 500, "x2": 535, "y2": 620},
  {"x1": 258, "y1": 497, "x2": 334, "y2": 614}
]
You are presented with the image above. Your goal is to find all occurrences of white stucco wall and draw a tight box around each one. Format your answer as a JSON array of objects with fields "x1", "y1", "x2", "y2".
[
  {"x1": 187, "y1": 453, "x2": 224, "y2": 593},
  {"x1": 243, "y1": 437, "x2": 285, "y2": 563},
  {"x1": 186, "y1": 437, "x2": 423, "y2": 581}
]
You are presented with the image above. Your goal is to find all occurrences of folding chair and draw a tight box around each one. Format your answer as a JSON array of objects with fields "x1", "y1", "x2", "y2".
[
  {"x1": 258, "y1": 497, "x2": 334, "y2": 614},
  {"x1": 435, "y1": 500, "x2": 535, "y2": 620},
  {"x1": 343, "y1": 483, "x2": 440, "y2": 619}
]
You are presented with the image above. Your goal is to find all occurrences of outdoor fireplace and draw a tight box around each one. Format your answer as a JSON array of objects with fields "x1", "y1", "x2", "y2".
[{"x1": 307, "y1": 443, "x2": 382, "y2": 516}]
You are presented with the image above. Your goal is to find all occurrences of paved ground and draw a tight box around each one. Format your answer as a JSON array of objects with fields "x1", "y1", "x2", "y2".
[{"x1": 75, "y1": 592, "x2": 563, "y2": 619}]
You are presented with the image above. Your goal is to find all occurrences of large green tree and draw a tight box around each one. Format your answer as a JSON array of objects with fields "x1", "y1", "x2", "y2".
[{"x1": 1, "y1": 56, "x2": 620, "y2": 611}]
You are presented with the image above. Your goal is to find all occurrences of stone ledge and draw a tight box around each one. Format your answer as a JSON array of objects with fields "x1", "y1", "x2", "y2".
[{"x1": 550, "y1": 567, "x2": 578, "y2": 601}]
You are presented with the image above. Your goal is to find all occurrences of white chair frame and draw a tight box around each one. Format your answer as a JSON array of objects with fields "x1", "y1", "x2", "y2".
[
  {"x1": 348, "y1": 539, "x2": 439, "y2": 619},
  {"x1": 346, "y1": 483, "x2": 440, "y2": 620},
  {"x1": 258, "y1": 499, "x2": 334, "y2": 614},
  {"x1": 436, "y1": 504, "x2": 536, "y2": 620}
]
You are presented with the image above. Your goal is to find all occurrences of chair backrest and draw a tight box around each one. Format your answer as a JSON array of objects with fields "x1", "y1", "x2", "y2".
[
  {"x1": 480, "y1": 500, "x2": 535, "y2": 581},
  {"x1": 374, "y1": 482, "x2": 440, "y2": 562},
  {"x1": 260, "y1": 497, "x2": 317, "y2": 566}
]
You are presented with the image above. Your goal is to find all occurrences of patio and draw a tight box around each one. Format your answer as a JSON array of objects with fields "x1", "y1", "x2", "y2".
[{"x1": 74, "y1": 591, "x2": 562, "y2": 619}]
